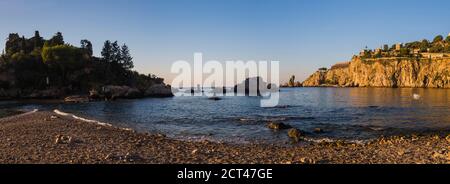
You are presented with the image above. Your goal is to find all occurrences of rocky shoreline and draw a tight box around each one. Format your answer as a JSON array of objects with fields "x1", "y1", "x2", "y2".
[
  {"x1": 0, "y1": 84, "x2": 174, "y2": 102},
  {"x1": 0, "y1": 110, "x2": 449, "y2": 164}
]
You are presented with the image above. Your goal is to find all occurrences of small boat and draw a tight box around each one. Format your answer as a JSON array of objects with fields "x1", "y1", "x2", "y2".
[{"x1": 413, "y1": 94, "x2": 421, "y2": 100}]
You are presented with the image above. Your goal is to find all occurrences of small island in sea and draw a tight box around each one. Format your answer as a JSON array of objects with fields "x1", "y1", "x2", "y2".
[
  {"x1": 0, "y1": 32, "x2": 449, "y2": 164},
  {"x1": 0, "y1": 31, "x2": 173, "y2": 101}
]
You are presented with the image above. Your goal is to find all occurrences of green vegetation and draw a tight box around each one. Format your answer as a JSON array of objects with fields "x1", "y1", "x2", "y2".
[
  {"x1": 0, "y1": 31, "x2": 164, "y2": 96},
  {"x1": 359, "y1": 33, "x2": 450, "y2": 59}
]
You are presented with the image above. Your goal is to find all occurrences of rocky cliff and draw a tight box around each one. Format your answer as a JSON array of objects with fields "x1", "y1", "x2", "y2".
[{"x1": 302, "y1": 58, "x2": 450, "y2": 88}]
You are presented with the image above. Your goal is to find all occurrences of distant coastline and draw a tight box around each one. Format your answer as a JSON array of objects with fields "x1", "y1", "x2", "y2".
[
  {"x1": 301, "y1": 57, "x2": 450, "y2": 88},
  {"x1": 285, "y1": 34, "x2": 450, "y2": 88}
]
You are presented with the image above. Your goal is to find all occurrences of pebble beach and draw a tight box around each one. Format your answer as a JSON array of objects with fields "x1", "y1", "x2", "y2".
[{"x1": 0, "y1": 110, "x2": 449, "y2": 164}]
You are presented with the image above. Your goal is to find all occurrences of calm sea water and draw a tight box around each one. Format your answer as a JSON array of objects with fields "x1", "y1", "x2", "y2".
[{"x1": 1, "y1": 88, "x2": 449, "y2": 143}]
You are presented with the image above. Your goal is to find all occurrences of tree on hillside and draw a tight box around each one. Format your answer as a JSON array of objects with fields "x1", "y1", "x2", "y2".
[
  {"x1": 42, "y1": 44, "x2": 86, "y2": 87},
  {"x1": 42, "y1": 44, "x2": 85, "y2": 65},
  {"x1": 5, "y1": 33, "x2": 21, "y2": 55},
  {"x1": 49, "y1": 32, "x2": 64, "y2": 46},
  {"x1": 120, "y1": 44, "x2": 133, "y2": 70},
  {"x1": 420, "y1": 39, "x2": 430, "y2": 52},
  {"x1": 111, "y1": 41, "x2": 121, "y2": 64},
  {"x1": 433, "y1": 35, "x2": 444, "y2": 43},
  {"x1": 101, "y1": 40, "x2": 112, "y2": 62},
  {"x1": 429, "y1": 45, "x2": 443, "y2": 53},
  {"x1": 80, "y1": 39, "x2": 93, "y2": 57},
  {"x1": 101, "y1": 40, "x2": 133, "y2": 69},
  {"x1": 399, "y1": 48, "x2": 411, "y2": 57},
  {"x1": 446, "y1": 36, "x2": 450, "y2": 43},
  {"x1": 100, "y1": 40, "x2": 134, "y2": 85},
  {"x1": 383, "y1": 44, "x2": 389, "y2": 52}
]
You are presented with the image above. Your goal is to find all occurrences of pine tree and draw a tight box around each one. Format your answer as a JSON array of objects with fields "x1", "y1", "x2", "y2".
[
  {"x1": 111, "y1": 41, "x2": 121, "y2": 64},
  {"x1": 120, "y1": 44, "x2": 133, "y2": 70},
  {"x1": 101, "y1": 40, "x2": 112, "y2": 62}
]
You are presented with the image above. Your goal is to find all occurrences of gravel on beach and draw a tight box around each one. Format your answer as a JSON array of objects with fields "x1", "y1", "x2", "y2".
[{"x1": 0, "y1": 111, "x2": 449, "y2": 164}]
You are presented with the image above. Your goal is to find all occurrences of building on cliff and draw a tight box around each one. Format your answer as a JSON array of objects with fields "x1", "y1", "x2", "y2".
[
  {"x1": 421, "y1": 53, "x2": 445, "y2": 59},
  {"x1": 302, "y1": 57, "x2": 450, "y2": 88},
  {"x1": 395, "y1": 43, "x2": 402, "y2": 51}
]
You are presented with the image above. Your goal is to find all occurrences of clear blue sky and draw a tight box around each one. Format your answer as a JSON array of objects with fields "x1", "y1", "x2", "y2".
[{"x1": 1, "y1": 0, "x2": 450, "y2": 83}]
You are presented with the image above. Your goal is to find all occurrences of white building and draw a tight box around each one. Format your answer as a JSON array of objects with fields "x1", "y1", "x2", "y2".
[{"x1": 395, "y1": 43, "x2": 402, "y2": 51}]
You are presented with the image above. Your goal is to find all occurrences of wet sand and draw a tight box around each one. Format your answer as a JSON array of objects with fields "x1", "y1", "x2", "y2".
[{"x1": 0, "y1": 110, "x2": 449, "y2": 164}]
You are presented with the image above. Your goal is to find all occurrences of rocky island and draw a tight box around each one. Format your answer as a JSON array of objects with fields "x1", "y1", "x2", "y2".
[
  {"x1": 302, "y1": 34, "x2": 450, "y2": 88},
  {"x1": 0, "y1": 31, "x2": 173, "y2": 101}
]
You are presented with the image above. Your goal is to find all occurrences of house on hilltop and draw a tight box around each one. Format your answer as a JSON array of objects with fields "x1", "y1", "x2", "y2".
[{"x1": 421, "y1": 53, "x2": 445, "y2": 59}]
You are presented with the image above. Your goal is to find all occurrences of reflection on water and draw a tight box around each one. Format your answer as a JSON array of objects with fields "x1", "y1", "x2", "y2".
[{"x1": 1, "y1": 88, "x2": 449, "y2": 143}]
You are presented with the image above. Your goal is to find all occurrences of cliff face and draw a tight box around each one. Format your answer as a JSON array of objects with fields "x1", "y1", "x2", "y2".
[{"x1": 302, "y1": 58, "x2": 450, "y2": 88}]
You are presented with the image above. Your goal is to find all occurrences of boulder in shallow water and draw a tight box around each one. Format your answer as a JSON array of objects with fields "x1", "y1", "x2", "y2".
[
  {"x1": 144, "y1": 84, "x2": 174, "y2": 97},
  {"x1": 125, "y1": 88, "x2": 142, "y2": 98},
  {"x1": 288, "y1": 128, "x2": 304, "y2": 142},
  {"x1": 64, "y1": 95, "x2": 90, "y2": 103},
  {"x1": 102, "y1": 85, "x2": 143, "y2": 99},
  {"x1": 267, "y1": 122, "x2": 292, "y2": 130},
  {"x1": 313, "y1": 128, "x2": 324, "y2": 134},
  {"x1": 208, "y1": 96, "x2": 221, "y2": 101},
  {"x1": 89, "y1": 89, "x2": 103, "y2": 100},
  {"x1": 27, "y1": 88, "x2": 65, "y2": 99},
  {"x1": 0, "y1": 88, "x2": 20, "y2": 99}
]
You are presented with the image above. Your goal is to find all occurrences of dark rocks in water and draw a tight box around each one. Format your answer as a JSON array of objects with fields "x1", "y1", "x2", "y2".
[
  {"x1": 233, "y1": 77, "x2": 278, "y2": 96},
  {"x1": 24, "y1": 88, "x2": 66, "y2": 99},
  {"x1": 89, "y1": 89, "x2": 103, "y2": 100},
  {"x1": 267, "y1": 122, "x2": 292, "y2": 130},
  {"x1": 126, "y1": 88, "x2": 143, "y2": 98},
  {"x1": 144, "y1": 84, "x2": 174, "y2": 97},
  {"x1": 0, "y1": 88, "x2": 20, "y2": 99},
  {"x1": 64, "y1": 95, "x2": 90, "y2": 103},
  {"x1": 0, "y1": 82, "x2": 174, "y2": 100},
  {"x1": 208, "y1": 96, "x2": 221, "y2": 101},
  {"x1": 101, "y1": 85, "x2": 143, "y2": 100},
  {"x1": 288, "y1": 128, "x2": 304, "y2": 142},
  {"x1": 96, "y1": 84, "x2": 173, "y2": 100},
  {"x1": 272, "y1": 105, "x2": 290, "y2": 109},
  {"x1": 313, "y1": 128, "x2": 324, "y2": 134}
]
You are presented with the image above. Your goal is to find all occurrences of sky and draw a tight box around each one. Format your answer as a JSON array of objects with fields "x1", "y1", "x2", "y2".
[{"x1": 1, "y1": 0, "x2": 450, "y2": 84}]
